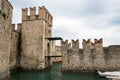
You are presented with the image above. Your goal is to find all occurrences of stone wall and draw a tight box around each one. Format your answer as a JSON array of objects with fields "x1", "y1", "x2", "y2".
[
  {"x1": 0, "y1": 0, "x2": 13, "y2": 79},
  {"x1": 10, "y1": 24, "x2": 18, "y2": 70},
  {"x1": 10, "y1": 24, "x2": 21, "y2": 70},
  {"x1": 61, "y1": 39, "x2": 120, "y2": 72},
  {"x1": 51, "y1": 46, "x2": 61, "y2": 63},
  {"x1": 104, "y1": 45, "x2": 120, "y2": 71}
]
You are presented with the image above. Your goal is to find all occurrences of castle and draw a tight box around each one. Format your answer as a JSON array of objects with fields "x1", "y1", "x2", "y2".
[
  {"x1": 0, "y1": 0, "x2": 120, "y2": 80},
  {"x1": 10, "y1": 5, "x2": 61, "y2": 70}
]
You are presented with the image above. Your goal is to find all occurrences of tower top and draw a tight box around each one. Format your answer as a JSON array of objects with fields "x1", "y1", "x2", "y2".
[{"x1": 22, "y1": 6, "x2": 53, "y2": 23}]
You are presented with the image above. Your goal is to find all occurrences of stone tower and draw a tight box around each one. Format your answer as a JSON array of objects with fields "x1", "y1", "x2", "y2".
[
  {"x1": 0, "y1": 0, "x2": 13, "y2": 79},
  {"x1": 21, "y1": 6, "x2": 53, "y2": 70}
]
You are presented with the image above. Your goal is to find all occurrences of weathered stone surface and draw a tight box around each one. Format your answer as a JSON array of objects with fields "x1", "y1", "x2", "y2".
[
  {"x1": 0, "y1": 0, "x2": 13, "y2": 79},
  {"x1": 10, "y1": 24, "x2": 22, "y2": 70},
  {"x1": 21, "y1": 6, "x2": 54, "y2": 70},
  {"x1": 61, "y1": 39, "x2": 120, "y2": 72},
  {"x1": 104, "y1": 45, "x2": 120, "y2": 71}
]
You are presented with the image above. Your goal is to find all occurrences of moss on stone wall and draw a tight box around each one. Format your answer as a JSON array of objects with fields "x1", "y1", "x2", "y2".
[{"x1": 0, "y1": 10, "x2": 7, "y2": 20}]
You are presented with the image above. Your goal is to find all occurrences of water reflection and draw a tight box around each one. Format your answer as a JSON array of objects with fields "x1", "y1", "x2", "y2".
[{"x1": 10, "y1": 63, "x2": 108, "y2": 80}]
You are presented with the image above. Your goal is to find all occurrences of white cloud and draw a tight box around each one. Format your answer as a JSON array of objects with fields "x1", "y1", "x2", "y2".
[{"x1": 9, "y1": 0, "x2": 120, "y2": 47}]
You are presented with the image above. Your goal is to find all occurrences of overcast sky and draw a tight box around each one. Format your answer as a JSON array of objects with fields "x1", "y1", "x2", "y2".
[{"x1": 9, "y1": 0, "x2": 120, "y2": 47}]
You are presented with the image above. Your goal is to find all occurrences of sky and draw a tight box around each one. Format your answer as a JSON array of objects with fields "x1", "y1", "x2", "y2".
[{"x1": 9, "y1": 0, "x2": 120, "y2": 47}]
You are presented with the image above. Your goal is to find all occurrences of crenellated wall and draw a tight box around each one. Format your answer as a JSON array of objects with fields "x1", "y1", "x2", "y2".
[
  {"x1": 61, "y1": 39, "x2": 120, "y2": 72},
  {"x1": 22, "y1": 6, "x2": 52, "y2": 27},
  {"x1": 0, "y1": 0, "x2": 13, "y2": 79}
]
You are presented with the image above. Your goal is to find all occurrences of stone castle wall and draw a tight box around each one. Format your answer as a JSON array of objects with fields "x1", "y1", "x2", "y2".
[
  {"x1": 10, "y1": 24, "x2": 21, "y2": 70},
  {"x1": 0, "y1": 0, "x2": 13, "y2": 79},
  {"x1": 10, "y1": 24, "x2": 18, "y2": 70},
  {"x1": 1, "y1": 1, "x2": 120, "y2": 80},
  {"x1": 104, "y1": 45, "x2": 120, "y2": 71},
  {"x1": 61, "y1": 39, "x2": 120, "y2": 72}
]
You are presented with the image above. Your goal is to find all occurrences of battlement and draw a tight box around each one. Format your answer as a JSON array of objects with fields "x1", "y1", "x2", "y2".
[
  {"x1": 94, "y1": 38, "x2": 103, "y2": 44},
  {"x1": 30, "y1": 7, "x2": 36, "y2": 20},
  {"x1": 72, "y1": 39, "x2": 79, "y2": 48},
  {"x1": 61, "y1": 40, "x2": 68, "y2": 45},
  {"x1": 82, "y1": 39, "x2": 91, "y2": 44},
  {"x1": 61, "y1": 38, "x2": 103, "y2": 49},
  {"x1": 22, "y1": 6, "x2": 53, "y2": 26},
  {"x1": 17, "y1": 23, "x2": 22, "y2": 33},
  {"x1": 12, "y1": 24, "x2": 16, "y2": 31},
  {"x1": 12, "y1": 23, "x2": 22, "y2": 32},
  {"x1": 61, "y1": 38, "x2": 105, "y2": 71}
]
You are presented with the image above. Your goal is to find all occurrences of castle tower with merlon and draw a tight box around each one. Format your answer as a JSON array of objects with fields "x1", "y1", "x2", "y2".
[
  {"x1": 22, "y1": 6, "x2": 53, "y2": 25},
  {"x1": 21, "y1": 6, "x2": 53, "y2": 70}
]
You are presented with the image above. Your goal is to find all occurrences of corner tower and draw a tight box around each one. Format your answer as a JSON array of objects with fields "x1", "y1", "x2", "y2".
[{"x1": 21, "y1": 6, "x2": 53, "y2": 70}]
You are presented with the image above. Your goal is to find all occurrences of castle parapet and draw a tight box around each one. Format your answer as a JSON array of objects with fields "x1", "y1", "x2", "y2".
[
  {"x1": 12, "y1": 24, "x2": 16, "y2": 31},
  {"x1": 94, "y1": 38, "x2": 103, "y2": 44},
  {"x1": 12, "y1": 23, "x2": 22, "y2": 33},
  {"x1": 17, "y1": 23, "x2": 22, "y2": 33},
  {"x1": 82, "y1": 39, "x2": 91, "y2": 44},
  {"x1": 94, "y1": 38, "x2": 103, "y2": 53},
  {"x1": 72, "y1": 39, "x2": 79, "y2": 49},
  {"x1": 61, "y1": 40, "x2": 68, "y2": 50},
  {"x1": 72, "y1": 39, "x2": 79, "y2": 56},
  {"x1": 30, "y1": 7, "x2": 36, "y2": 20},
  {"x1": 82, "y1": 39, "x2": 91, "y2": 54},
  {"x1": 22, "y1": 6, "x2": 53, "y2": 26},
  {"x1": 22, "y1": 8, "x2": 28, "y2": 21}
]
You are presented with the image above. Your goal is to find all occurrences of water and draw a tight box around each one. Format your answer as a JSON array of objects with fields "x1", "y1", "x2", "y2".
[{"x1": 10, "y1": 63, "x2": 108, "y2": 80}]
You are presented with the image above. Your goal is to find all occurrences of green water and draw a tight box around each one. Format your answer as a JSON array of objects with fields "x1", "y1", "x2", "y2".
[{"x1": 10, "y1": 63, "x2": 108, "y2": 80}]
